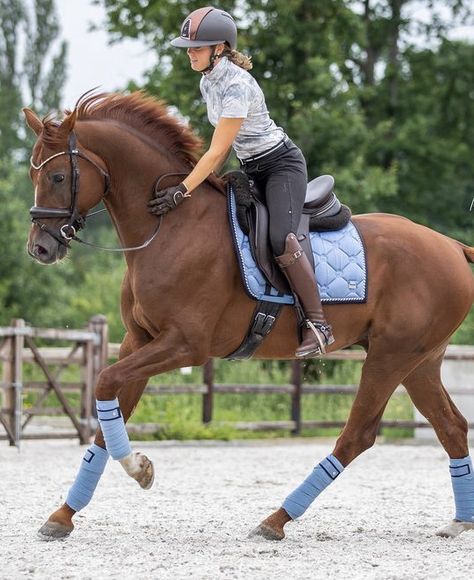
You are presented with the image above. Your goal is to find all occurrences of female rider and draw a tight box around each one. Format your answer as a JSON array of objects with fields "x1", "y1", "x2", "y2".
[{"x1": 148, "y1": 6, "x2": 334, "y2": 357}]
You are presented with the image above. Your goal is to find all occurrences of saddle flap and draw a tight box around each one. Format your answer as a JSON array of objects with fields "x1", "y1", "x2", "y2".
[{"x1": 248, "y1": 202, "x2": 289, "y2": 294}]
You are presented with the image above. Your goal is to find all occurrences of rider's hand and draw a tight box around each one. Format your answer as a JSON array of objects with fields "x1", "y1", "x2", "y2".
[{"x1": 148, "y1": 182, "x2": 190, "y2": 216}]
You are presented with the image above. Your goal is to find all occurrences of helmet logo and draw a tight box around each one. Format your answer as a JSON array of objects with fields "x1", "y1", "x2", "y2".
[{"x1": 181, "y1": 18, "x2": 191, "y2": 39}]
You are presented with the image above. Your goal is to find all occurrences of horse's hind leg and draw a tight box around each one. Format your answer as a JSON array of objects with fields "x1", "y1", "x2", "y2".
[
  {"x1": 402, "y1": 351, "x2": 474, "y2": 538},
  {"x1": 251, "y1": 349, "x2": 423, "y2": 540}
]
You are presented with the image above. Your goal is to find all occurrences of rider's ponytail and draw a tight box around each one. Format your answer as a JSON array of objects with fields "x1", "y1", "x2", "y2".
[{"x1": 222, "y1": 48, "x2": 253, "y2": 71}]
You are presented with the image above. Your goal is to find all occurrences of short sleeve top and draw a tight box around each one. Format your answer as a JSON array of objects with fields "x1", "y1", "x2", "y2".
[{"x1": 200, "y1": 57, "x2": 286, "y2": 160}]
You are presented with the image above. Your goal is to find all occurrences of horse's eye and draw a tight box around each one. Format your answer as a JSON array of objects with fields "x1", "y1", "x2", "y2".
[{"x1": 53, "y1": 174, "x2": 65, "y2": 183}]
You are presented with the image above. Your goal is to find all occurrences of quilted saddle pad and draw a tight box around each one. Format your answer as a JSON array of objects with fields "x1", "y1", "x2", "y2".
[{"x1": 228, "y1": 188, "x2": 368, "y2": 305}]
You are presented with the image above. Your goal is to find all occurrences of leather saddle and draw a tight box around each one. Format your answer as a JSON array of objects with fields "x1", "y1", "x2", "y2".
[{"x1": 225, "y1": 171, "x2": 351, "y2": 294}]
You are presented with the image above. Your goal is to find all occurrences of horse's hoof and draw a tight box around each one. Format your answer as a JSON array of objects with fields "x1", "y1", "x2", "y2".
[
  {"x1": 121, "y1": 452, "x2": 155, "y2": 490},
  {"x1": 136, "y1": 453, "x2": 155, "y2": 490},
  {"x1": 37, "y1": 520, "x2": 74, "y2": 541},
  {"x1": 436, "y1": 520, "x2": 474, "y2": 538},
  {"x1": 248, "y1": 523, "x2": 285, "y2": 541}
]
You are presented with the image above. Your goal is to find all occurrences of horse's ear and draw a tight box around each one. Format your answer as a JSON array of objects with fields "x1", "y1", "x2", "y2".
[
  {"x1": 23, "y1": 108, "x2": 43, "y2": 136},
  {"x1": 57, "y1": 109, "x2": 77, "y2": 139}
]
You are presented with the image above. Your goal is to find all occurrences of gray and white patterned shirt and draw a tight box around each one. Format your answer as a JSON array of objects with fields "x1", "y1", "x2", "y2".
[{"x1": 200, "y1": 57, "x2": 286, "y2": 160}]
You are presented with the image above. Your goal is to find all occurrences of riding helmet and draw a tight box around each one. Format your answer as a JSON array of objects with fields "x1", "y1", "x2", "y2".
[{"x1": 171, "y1": 6, "x2": 237, "y2": 50}]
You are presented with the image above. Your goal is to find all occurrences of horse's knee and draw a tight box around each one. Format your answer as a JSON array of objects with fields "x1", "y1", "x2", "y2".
[{"x1": 95, "y1": 366, "x2": 124, "y2": 400}]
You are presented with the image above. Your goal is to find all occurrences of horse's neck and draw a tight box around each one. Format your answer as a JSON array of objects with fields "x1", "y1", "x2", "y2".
[{"x1": 76, "y1": 120, "x2": 227, "y2": 262}]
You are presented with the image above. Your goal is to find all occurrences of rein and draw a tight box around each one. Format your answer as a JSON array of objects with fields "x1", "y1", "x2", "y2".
[{"x1": 30, "y1": 132, "x2": 186, "y2": 253}]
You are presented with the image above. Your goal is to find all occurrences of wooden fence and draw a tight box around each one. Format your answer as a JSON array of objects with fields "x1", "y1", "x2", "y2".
[
  {"x1": 1, "y1": 317, "x2": 473, "y2": 446},
  {"x1": 119, "y1": 344, "x2": 474, "y2": 437},
  {"x1": 0, "y1": 317, "x2": 108, "y2": 447}
]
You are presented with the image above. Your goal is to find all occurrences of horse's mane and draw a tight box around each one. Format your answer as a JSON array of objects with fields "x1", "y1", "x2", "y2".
[
  {"x1": 43, "y1": 91, "x2": 204, "y2": 167},
  {"x1": 41, "y1": 90, "x2": 225, "y2": 193}
]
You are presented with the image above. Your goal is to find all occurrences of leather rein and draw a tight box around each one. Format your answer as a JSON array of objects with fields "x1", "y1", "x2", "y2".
[{"x1": 30, "y1": 131, "x2": 184, "y2": 252}]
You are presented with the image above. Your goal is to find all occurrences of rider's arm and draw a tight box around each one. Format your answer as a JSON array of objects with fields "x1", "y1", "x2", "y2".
[{"x1": 182, "y1": 116, "x2": 244, "y2": 193}]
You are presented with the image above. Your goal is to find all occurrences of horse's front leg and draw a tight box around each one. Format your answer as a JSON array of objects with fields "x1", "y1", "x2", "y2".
[
  {"x1": 92, "y1": 326, "x2": 203, "y2": 478},
  {"x1": 39, "y1": 334, "x2": 196, "y2": 539},
  {"x1": 37, "y1": 375, "x2": 148, "y2": 540}
]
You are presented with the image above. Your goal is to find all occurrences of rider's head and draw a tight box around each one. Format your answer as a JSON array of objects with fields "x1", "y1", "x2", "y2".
[{"x1": 171, "y1": 6, "x2": 251, "y2": 73}]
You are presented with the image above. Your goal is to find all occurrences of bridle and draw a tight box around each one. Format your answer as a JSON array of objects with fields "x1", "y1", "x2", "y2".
[
  {"x1": 30, "y1": 131, "x2": 110, "y2": 247},
  {"x1": 30, "y1": 131, "x2": 181, "y2": 252}
]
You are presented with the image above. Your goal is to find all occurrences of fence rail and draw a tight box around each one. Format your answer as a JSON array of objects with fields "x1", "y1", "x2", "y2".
[
  {"x1": 1, "y1": 318, "x2": 473, "y2": 446},
  {"x1": 0, "y1": 317, "x2": 108, "y2": 448}
]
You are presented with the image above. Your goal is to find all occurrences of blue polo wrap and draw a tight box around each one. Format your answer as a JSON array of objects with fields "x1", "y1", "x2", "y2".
[
  {"x1": 450, "y1": 455, "x2": 474, "y2": 523},
  {"x1": 96, "y1": 398, "x2": 132, "y2": 460},
  {"x1": 66, "y1": 443, "x2": 109, "y2": 511},
  {"x1": 282, "y1": 454, "x2": 344, "y2": 519}
]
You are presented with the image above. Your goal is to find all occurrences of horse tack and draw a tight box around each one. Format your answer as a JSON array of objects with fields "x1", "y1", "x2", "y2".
[
  {"x1": 30, "y1": 132, "x2": 109, "y2": 246},
  {"x1": 30, "y1": 132, "x2": 186, "y2": 252},
  {"x1": 24, "y1": 94, "x2": 474, "y2": 542}
]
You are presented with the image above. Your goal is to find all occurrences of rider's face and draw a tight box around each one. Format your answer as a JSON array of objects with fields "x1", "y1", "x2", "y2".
[{"x1": 187, "y1": 46, "x2": 214, "y2": 71}]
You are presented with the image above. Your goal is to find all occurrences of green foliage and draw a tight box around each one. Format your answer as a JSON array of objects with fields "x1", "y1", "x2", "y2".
[
  {"x1": 0, "y1": 0, "x2": 67, "y2": 162},
  {"x1": 125, "y1": 359, "x2": 414, "y2": 440},
  {"x1": 371, "y1": 40, "x2": 474, "y2": 236}
]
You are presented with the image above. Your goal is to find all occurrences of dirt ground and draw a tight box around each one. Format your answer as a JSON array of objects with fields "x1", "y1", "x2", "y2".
[{"x1": 1, "y1": 439, "x2": 473, "y2": 579}]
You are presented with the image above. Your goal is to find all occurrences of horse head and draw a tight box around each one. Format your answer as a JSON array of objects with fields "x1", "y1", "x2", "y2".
[{"x1": 24, "y1": 108, "x2": 110, "y2": 264}]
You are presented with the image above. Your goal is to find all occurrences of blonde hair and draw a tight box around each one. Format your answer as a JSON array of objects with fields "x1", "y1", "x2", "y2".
[{"x1": 222, "y1": 48, "x2": 253, "y2": 71}]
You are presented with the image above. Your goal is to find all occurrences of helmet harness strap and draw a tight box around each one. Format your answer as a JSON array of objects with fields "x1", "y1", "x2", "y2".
[{"x1": 199, "y1": 45, "x2": 221, "y2": 74}]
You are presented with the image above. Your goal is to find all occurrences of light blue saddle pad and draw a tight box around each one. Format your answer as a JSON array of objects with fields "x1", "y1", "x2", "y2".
[{"x1": 228, "y1": 188, "x2": 367, "y2": 305}]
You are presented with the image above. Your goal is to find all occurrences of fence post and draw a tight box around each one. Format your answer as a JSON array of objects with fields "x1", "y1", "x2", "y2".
[
  {"x1": 1, "y1": 319, "x2": 25, "y2": 448},
  {"x1": 202, "y1": 359, "x2": 214, "y2": 424},
  {"x1": 1, "y1": 329, "x2": 14, "y2": 445},
  {"x1": 81, "y1": 315, "x2": 108, "y2": 444},
  {"x1": 13, "y1": 319, "x2": 24, "y2": 448},
  {"x1": 291, "y1": 360, "x2": 302, "y2": 435}
]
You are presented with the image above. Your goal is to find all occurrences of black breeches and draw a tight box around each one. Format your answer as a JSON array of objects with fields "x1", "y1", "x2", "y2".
[{"x1": 241, "y1": 139, "x2": 308, "y2": 256}]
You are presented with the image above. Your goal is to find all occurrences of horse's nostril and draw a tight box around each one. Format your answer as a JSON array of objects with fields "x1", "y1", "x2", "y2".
[{"x1": 34, "y1": 244, "x2": 48, "y2": 257}]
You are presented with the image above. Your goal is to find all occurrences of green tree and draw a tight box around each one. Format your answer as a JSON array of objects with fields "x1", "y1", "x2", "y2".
[
  {"x1": 0, "y1": 0, "x2": 25, "y2": 159},
  {"x1": 0, "y1": 0, "x2": 67, "y2": 164},
  {"x1": 379, "y1": 40, "x2": 474, "y2": 236},
  {"x1": 0, "y1": 1, "x2": 75, "y2": 330},
  {"x1": 349, "y1": 1, "x2": 474, "y2": 236}
]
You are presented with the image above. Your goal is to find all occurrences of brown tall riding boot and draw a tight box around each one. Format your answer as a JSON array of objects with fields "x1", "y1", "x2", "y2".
[{"x1": 275, "y1": 233, "x2": 335, "y2": 358}]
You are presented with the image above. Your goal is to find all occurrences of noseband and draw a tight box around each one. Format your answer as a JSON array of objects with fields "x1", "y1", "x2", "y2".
[{"x1": 30, "y1": 132, "x2": 110, "y2": 247}]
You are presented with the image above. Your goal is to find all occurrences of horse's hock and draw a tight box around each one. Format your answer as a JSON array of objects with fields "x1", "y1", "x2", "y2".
[
  {"x1": 0, "y1": 316, "x2": 108, "y2": 447},
  {"x1": 415, "y1": 350, "x2": 474, "y2": 440}
]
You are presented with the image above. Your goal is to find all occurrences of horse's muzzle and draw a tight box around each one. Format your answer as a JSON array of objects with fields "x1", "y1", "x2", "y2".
[{"x1": 27, "y1": 228, "x2": 68, "y2": 264}]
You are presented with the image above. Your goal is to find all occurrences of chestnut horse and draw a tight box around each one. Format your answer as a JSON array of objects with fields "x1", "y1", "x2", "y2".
[{"x1": 24, "y1": 93, "x2": 473, "y2": 541}]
